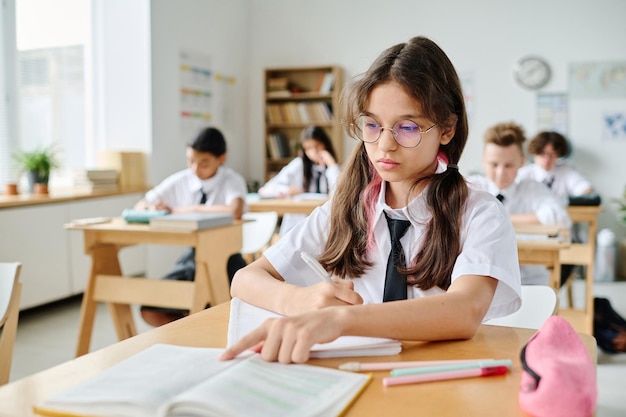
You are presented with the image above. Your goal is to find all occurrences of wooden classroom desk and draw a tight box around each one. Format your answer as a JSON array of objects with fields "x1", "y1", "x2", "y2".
[
  {"x1": 514, "y1": 224, "x2": 570, "y2": 291},
  {"x1": 247, "y1": 197, "x2": 327, "y2": 215},
  {"x1": 0, "y1": 301, "x2": 596, "y2": 417},
  {"x1": 65, "y1": 218, "x2": 242, "y2": 357}
]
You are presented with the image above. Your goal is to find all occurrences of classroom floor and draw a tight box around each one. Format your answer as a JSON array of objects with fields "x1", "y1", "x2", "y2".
[{"x1": 8, "y1": 281, "x2": 626, "y2": 416}]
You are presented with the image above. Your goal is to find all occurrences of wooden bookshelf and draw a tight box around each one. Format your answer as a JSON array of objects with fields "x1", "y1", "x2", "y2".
[{"x1": 263, "y1": 65, "x2": 343, "y2": 180}]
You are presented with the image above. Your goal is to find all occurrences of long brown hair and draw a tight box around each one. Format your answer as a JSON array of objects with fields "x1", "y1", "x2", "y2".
[{"x1": 319, "y1": 36, "x2": 469, "y2": 291}]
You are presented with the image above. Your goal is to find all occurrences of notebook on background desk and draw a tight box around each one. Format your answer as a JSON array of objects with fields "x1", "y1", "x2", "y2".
[{"x1": 227, "y1": 298, "x2": 402, "y2": 358}]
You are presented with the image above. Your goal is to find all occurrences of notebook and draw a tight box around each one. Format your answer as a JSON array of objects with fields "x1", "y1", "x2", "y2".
[
  {"x1": 34, "y1": 344, "x2": 372, "y2": 417},
  {"x1": 227, "y1": 297, "x2": 403, "y2": 358},
  {"x1": 149, "y1": 212, "x2": 234, "y2": 231}
]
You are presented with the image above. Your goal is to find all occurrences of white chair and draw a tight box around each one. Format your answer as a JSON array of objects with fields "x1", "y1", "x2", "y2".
[
  {"x1": 0, "y1": 262, "x2": 22, "y2": 385},
  {"x1": 485, "y1": 285, "x2": 558, "y2": 329},
  {"x1": 241, "y1": 212, "x2": 279, "y2": 263}
]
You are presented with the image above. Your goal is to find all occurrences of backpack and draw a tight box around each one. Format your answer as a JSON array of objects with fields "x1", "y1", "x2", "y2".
[{"x1": 593, "y1": 297, "x2": 626, "y2": 353}]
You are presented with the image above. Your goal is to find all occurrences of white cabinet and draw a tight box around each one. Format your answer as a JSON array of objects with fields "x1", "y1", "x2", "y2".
[{"x1": 0, "y1": 193, "x2": 145, "y2": 309}]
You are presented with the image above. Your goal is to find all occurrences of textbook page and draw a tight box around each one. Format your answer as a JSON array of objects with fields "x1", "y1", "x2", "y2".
[
  {"x1": 34, "y1": 344, "x2": 371, "y2": 417},
  {"x1": 228, "y1": 297, "x2": 402, "y2": 357}
]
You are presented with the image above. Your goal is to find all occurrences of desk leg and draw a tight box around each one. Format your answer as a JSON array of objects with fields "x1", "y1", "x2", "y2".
[
  {"x1": 195, "y1": 224, "x2": 242, "y2": 310},
  {"x1": 76, "y1": 244, "x2": 122, "y2": 357}
]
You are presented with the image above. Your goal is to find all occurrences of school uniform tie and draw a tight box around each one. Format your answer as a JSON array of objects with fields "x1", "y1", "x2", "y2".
[
  {"x1": 496, "y1": 193, "x2": 505, "y2": 203},
  {"x1": 199, "y1": 189, "x2": 207, "y2": 204},
  {"x1": 314, "y1": 171, "x2": 322, "y2": 194},
  {"x1": 543, "y1": 176, "x2": 555, "y2": 189},
  {"x1": 383, "y1": 214, "x2": 411, "y2": 302}
]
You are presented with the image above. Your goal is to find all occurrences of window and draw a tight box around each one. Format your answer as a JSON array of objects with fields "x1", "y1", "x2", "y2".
[{"x1": 0, "y1": 0, "x2": 90, "y2": 188}]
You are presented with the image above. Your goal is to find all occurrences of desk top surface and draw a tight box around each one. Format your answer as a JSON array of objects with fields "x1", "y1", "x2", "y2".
[{"x1": 0, "y1": 302, "x2": 596, "y2": 417}]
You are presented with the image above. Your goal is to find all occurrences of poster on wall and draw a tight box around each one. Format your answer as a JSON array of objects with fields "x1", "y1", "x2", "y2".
[
  {"x1": 537, "y1": 93, "x2": 568, "y2": 135},
  {"x1": 569, "y1": 61, "x2": 626, "y2": 99},
  {"x1": 179, "y1": 50, "x2": 213, "y2": 142},
  {"x1": 602, "y1": 111, "x2": 626, "y2": 141}
]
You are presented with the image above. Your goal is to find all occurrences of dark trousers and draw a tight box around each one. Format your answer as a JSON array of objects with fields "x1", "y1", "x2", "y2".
[{"x1": 140, "y1": 248, "x2": 247, "y2": 313}]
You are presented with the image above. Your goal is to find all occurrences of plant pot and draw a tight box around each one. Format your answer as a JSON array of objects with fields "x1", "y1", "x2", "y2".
[
  {"x1": 34, "y1": 183, "x2": 49, "y2": 195},
  {"x1": 26, "y1": 170, "x2": 49, "y2": 193},
  {"x1": 4, "y1": 183, "x2": 19, "y2": 195}
]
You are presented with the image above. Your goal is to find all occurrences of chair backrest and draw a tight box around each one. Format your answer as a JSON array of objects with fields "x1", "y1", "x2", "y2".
[
  {"x1": 241, "y1": 212, "x2": 279, "y2": 259},
  {"x1": 0, "y1": 262, "x2": 22, "y2": 385},
  {"x1": 484, "y1": 285, "x2": 558, "y2": 329}
]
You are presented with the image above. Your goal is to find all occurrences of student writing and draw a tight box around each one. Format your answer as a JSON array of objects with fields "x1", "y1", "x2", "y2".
[
  {"x1": 467, "y1": 121, "x2": 571, "y2": 285},
  {"x1": 135, "y1": 126, "x2": 248, "y2": 327},
  {"x1": 220, "y1": 36, "x2": 522, "y2": 364}
]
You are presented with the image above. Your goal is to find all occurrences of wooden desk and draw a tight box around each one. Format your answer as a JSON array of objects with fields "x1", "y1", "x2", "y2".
[
  {"x1": 0, "y1": 301, "x2": 596, "y2": 417},
  {"x1": 66, "y1": 218, "x2": 242, "y2": 357},
  {"x1": 248, "y1": 197, "x2": 327, "y2": 216},
  {"x1": 560, "y1": 205, "x2": 603, "y2": 335},
  {"x1": 514, "y1": 224, "x2": 570, "y2": 291}
]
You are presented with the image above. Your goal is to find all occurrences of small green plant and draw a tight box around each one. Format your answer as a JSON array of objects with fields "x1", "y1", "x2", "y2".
[{"x1": 12, "y1": 144, "x2": 61, "y2": 184}]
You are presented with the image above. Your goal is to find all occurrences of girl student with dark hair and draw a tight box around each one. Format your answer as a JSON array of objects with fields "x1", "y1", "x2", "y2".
[
  {"x1": 221, "y1": 36, "x2": 521, "y2": 364},
  {"x1": 517, "y1": 130, "x2": 593, "y2": 198},
  {"x1": 258, "y1": 125, "x2": 340, "y2": 198},
  {"x1": 259, "y1": 126, "x2": 341, "y2": 233}
]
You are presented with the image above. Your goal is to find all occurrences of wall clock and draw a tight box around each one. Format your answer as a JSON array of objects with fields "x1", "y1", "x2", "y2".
[{"x1": 513, "y1": 56, "x2": 551, "y2": 90}]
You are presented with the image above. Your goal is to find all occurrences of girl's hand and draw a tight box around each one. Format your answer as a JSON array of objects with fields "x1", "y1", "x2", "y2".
[
  {"x1": 219, "y1": 308, "x2": 345, "y2": 363},
  {"x1": 318, "y1": 150, "x2": 336, "y2": 167},
  {"x1": 283, "y1": 278, "x2": 363, "y2": 316}
]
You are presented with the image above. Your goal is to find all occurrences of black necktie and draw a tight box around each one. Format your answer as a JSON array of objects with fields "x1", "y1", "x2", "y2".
[
  {"x1": 496, "y1": 193, "x2": 505, "y2": 203},
  {"x1": 544, "y1": 177, "x2": 554, "y2": 189},
  {"x1": 314, "y1": 171, "x2": 322, "y2": 193},
  {"x1": 383, "y1": 214, "x2": 411, "y2": 302},
  {"x1": 199, "y1": 189, "x2": 207, "y2": 204}
]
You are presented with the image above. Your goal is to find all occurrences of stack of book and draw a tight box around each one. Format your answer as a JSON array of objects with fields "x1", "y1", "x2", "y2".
[
  {"x1": 266, "y1": 77, "x2": 290, "y2": 97},
  {"x1": 73, "y1": 169, "x2": 119, "y2": 193},
  {"x1": 149, "y1": 212, "x2": 234, "y2": 231}
]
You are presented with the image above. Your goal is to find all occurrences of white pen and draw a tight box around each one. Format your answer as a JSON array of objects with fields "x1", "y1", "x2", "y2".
[{"x1": 300, "y1": 251, "x2": 333, "y2": 283}]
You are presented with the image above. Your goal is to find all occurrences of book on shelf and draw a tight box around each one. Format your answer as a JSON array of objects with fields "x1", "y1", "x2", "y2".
[
  {"x1": 149, "y1": 212, "x2": 234, "y2": 231},
  {"x1": 319, "y1": 72, "x2": 335, "y2": 93},
  {"x1": 34, "y1": 343, "x2": 372, "y2": 417},
  {"x1": 266, "y1": 133, "x2": 291, "y2": 159},
  {"x1": 228, "y1": 297, "x2": 403, "y2": 358}
]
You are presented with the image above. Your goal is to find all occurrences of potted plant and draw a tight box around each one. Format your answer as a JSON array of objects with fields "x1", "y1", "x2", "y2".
[{"x1": 12, "y1": 144, "x2": 61, "y2": 194}]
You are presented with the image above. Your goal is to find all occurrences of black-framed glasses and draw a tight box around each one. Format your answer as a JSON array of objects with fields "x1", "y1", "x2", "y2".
[{"x1": 352, "y1": 115, "x2": 437, "y2": 148}]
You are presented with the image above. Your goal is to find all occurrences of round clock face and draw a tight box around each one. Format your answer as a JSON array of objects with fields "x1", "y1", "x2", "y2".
[{"x1": 514, "y1": 56, "x2": 551, "y2": 90}]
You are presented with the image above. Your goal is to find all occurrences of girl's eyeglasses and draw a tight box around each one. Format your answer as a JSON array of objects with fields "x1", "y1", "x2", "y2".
[{"x1": 352, "y1": 115, "x2": 437, "y2": 148}]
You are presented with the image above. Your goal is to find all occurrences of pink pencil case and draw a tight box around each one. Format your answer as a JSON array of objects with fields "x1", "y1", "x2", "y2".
[{"x1": 519, "y1": 315, "x2": 597, "y2": 417}]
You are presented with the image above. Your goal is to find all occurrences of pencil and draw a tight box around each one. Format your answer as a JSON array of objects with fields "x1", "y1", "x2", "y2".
[
  {"x1": 383, "y1": 365, "x2": 509, "y2": 387},
  {"x1": 338, "y1": 359, "x2": 495, "y2": 372},
  {"x1": 300, "y1": 251, "x2": 333, "y2": 283}
]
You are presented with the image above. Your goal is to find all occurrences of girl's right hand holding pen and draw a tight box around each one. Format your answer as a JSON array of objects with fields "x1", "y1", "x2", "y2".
[{"x1": 283, "y1": 277, "x2": 363, "y2": 316}]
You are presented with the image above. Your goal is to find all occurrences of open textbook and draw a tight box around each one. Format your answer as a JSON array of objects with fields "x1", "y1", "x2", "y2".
[
  {"x1": 34, "y1": 344, "x2": 372, "y2": 417},
  {"x1": 228, "y1": 297, "x2": 402, "y2": 358}
]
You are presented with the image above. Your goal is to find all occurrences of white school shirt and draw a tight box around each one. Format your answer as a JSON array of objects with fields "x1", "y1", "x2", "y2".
[
  {"x1": 258, "y1": 157, "x2": 341, "y2": 197},
  {"x1": 144, "y1": 166, "x2": 248, "y2": 208},
  {"x1": 467, "y1": 175, "x2": 572, "y2": 285},
  {"x1": 517, "y1": 162, "x2": 592, "y2": 198},
  {"x1": 264, "y1": 175, "x2": 522, "y2": 321}
]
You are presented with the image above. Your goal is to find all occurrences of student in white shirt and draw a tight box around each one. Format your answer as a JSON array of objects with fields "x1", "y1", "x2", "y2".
[
  {"x1": 221, "y1": 36, "x2": 521, "y2": 364},
  {"x1": 259, "y1": 126, "x2": 341, "y2": 233},
  {"x1": 134, "y1": 126, "x2": 248, "y2": 326},
  {"x1": 517, "y1": 131, "x2": 593, "y2": 199},
  {"x1": 467, "y1": 122, "x2": 571, "y2": 285}
]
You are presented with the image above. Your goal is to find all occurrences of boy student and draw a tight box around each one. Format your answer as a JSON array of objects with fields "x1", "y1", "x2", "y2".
[
  {"x1": 467, "y1": 121, "x2": 571, "y2": 285},
  {"x1": 135, "y1": 126, "x2": 248, "y2": 327},
  {"x1": 220, "y1": 36, "x2": 522, "y2": 365}
]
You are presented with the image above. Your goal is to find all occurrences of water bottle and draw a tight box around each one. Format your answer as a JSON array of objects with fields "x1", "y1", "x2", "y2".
[{"x1": 595, "y1": 228, "x2": 616, "y2": 282}]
